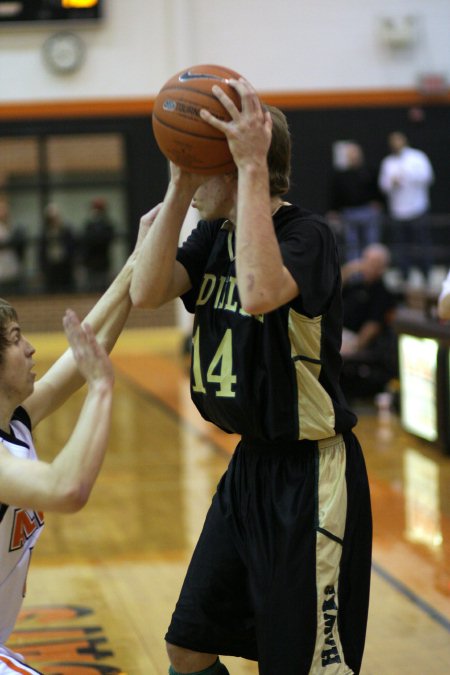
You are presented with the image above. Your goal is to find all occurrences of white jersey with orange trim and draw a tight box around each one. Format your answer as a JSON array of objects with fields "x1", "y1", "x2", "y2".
[
  {"x1": 0, "y1": 651, "x2": 43, "y2": 674},
  {"x1": 0, "y1": 407, "x2": 45, "y2": 663}
]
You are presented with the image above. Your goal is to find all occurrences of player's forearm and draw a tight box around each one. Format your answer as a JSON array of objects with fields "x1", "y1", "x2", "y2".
[
  {"x1": 130, "y1": 183, "x2": 192, "y2": 308},
  {"x1": 82, "y1": 257, "x2": 133, "y2": 352},
  {"x1": 0, "y1": 383, "x2": 112, "y2": 513},
  {"x1": 235, "y1": 164, "x2": 285, "y2": 314},
  {"x1": 47, "y1": 381, "x2": 113, "y2": 512}
]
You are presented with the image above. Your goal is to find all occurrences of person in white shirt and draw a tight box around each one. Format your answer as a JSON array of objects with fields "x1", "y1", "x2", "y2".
[
  {"x1": 378, "y1": 131, "x2": 434, "y2": 283},
  {"x1": 438, "y1": 270, "x2": 450, "y2": 320}
]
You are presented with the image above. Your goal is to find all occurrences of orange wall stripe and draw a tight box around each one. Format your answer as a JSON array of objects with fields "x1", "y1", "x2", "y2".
[
  {"x1": 261, "y1": 88, "x2": 450, "y2": 109},
  {"x1": 0, "y1": 98, "x2": 154, "y2": 120},
  {"x1": 0, "y1": 89, "x2": 448, "y2": 120}
]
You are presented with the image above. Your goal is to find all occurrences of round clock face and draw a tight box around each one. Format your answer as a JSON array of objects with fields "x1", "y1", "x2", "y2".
[{"x1": 43, "y1": 32, "x2": 85, "y2": 74}]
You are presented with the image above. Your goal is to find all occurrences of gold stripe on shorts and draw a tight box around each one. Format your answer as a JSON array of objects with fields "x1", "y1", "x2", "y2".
[{"x1": 310, "y1": 434, "x2": 354, "y2": 674}]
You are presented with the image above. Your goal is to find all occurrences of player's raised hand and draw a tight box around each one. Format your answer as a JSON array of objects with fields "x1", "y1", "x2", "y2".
[
  {"x1": 63, "y1": 309, "x2": 114, "y2": 388},
  {"x1": 201, "y1": 77, "x2": 272, "y2": 170}
]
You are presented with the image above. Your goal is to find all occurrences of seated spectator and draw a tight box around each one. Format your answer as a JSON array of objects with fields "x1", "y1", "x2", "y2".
[
  {"x1": 81, "y1": 197, "x2": 115, "y2": 291},
  {"x1": 438, "y1": 269, "x2": 450, "y2": 320},
  {"x1": 40, "y1": 202, "x2": 77, "y2": 293},
  {"x1": 340, "y1": 243, "x2": 398, "y2": 399}
]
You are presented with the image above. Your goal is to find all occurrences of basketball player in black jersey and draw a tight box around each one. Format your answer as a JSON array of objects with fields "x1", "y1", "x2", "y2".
[{"x1": 131, "y1": 78, "x2": 372, "y2": 675}]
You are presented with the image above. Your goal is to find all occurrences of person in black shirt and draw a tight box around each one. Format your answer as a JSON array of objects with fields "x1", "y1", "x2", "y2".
[
  {"x1": 81, "y1": 198, "x2": 115, "y2": 292},
  {"x1": 328, "y1": 142, "x2": 383, "y2": 263},
  {"x1": 40, "y1": 203, "x2": 76, "y2": 293},
  {"x1": 340, "y1": 243, "x2": 398, "y2": 398},
  {"x1": 131, "y1": 77, "x2": 372, "y2": 675}
]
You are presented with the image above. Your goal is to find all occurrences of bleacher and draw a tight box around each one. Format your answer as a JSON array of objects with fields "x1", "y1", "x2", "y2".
[{"x1": 382, "y1": 212, "x2": 450, "y2": 270}]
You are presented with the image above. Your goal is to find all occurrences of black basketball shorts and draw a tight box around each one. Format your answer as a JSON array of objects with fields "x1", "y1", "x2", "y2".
[{"x1": 165, "y1": 431, "x2": 372, "y2": 675}]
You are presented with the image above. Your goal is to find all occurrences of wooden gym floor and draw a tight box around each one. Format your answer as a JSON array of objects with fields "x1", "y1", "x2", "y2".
[{"x1": 9, "y1": 327, "x2": 450, "y2": 675}]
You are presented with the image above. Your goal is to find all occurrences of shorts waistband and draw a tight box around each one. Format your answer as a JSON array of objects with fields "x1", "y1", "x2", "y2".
[
  {"x1": 240, "y1": 433, "x2": 343, "y2": 453},
  {"x1": 318, "y1": 433, "x2": 344, "y2": 450}
]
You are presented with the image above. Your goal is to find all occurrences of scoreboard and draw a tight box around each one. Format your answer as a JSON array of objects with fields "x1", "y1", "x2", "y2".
[
  {"x1": 394, "y1": 310, "x2": 450, "y2": 456},
  {"x1": 0, "y1": 0, "x2": 102, "y2": 23},
  {"x1": 398, "y1": 334, "x2": 439, "y2": 443}
]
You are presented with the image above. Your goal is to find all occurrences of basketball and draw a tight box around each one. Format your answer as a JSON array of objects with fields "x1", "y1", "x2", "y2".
[{"x1": 152, "y1": 64, "x2": 243, "y2": 175}]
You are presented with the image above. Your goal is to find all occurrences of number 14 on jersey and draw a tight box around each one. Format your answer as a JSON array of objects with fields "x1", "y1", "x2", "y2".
[{"x1": 192, "y1": 326, "x2": 237, "y2": 398}]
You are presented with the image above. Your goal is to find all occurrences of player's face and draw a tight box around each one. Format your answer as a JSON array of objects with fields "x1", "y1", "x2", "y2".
[
  {"x1": 0, "y1": 321, "x2": 36, "y2": 403},
  {"x1": 191, "y1": 173, "x2": 237, "y2": 221}
]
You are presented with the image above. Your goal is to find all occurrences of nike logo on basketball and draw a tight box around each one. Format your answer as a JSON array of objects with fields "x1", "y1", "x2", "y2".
[{"x1": 179, "y1": 70, "x2": 226, "y2": 82}]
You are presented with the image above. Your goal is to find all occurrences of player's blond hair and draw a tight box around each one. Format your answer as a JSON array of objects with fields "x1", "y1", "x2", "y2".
[
  {"x1": 0, "y1": 298, "x2": 18, "y2": 365},
  {"x1": 265, "y1": 105, "x2": 291, "y2": 197}
]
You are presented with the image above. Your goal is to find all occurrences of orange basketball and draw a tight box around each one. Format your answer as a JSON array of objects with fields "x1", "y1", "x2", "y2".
[{"x1": 152, "y1": 64, "x2": 243, "y2": 175}]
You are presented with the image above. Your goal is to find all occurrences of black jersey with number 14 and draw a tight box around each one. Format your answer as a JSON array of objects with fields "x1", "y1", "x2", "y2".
[{"x1": 177, "y1": 204, "x2": 357, "y2": 441}]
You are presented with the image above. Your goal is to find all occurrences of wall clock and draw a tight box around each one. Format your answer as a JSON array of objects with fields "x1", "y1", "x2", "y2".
[{"x1": 42, "y1": 32, "x2": 85, "y2": 74}]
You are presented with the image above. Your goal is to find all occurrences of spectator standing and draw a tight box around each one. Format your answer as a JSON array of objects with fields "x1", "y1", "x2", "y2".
[
  {"x1": 0, "y1": 201, "x2": 25, "y2": 295},
  {"x1": 378, "y1": 132, "x2": 434, "y2": 284},
  {"x1": 40, "y1": 203, "x2": 77, "y2": 293},
  {"x1": 81, "y1": 198, "x2": 115, "y2": 292},
  {"x1": 328, "y1": 142, "x2": 383, "y2": 262}
]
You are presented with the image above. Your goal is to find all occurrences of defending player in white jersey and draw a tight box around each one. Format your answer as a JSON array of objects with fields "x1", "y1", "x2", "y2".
[{"x1": 0, "y1": 216, "x2": 153, "y2": 674}]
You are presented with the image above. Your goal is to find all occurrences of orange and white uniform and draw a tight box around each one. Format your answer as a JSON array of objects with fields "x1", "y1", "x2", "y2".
[{"x1": 0, "y1": 408, "x2": 44, "y2": 674}]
